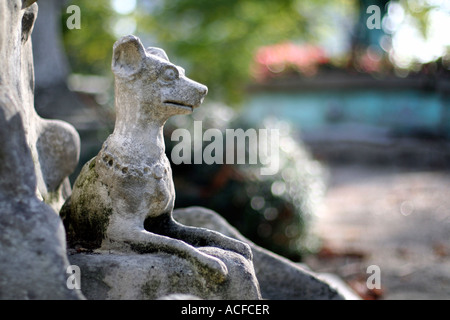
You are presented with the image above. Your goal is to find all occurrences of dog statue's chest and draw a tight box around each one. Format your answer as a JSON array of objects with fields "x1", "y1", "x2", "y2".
[{"x1": 96, "y1": 149, "x2": 175, "y2": 216}]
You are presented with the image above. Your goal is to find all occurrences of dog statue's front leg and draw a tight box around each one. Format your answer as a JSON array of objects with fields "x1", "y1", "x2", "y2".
[
  {"x1": 145, "y1": 213, "x2": 253, "y2": 261},
  {"x1": 103, "y1": 215, "x2": 228, "y2": 283}
]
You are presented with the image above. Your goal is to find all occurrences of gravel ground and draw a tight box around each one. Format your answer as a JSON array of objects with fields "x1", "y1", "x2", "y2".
[{"x1": 305, "y1": 163, "x2": 450, "y2": 300}]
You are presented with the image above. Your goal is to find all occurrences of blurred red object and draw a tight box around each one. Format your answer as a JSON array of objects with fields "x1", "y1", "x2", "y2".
[{"x1": 252, "y1": 42, "x2": 329, "y2": 81}]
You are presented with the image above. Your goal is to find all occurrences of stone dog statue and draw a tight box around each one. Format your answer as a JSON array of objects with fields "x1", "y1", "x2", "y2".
[{"x1": 61, "y1": 35, "x2": 251, "y2": 282}]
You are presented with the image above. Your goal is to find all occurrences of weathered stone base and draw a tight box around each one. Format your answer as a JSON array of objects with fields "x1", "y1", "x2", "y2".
[{"x1": 69, "y1": 247, "x2": 261, "y2": 300}]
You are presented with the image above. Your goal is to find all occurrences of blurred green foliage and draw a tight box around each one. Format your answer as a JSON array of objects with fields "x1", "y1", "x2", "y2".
[{"x1": 62, "y1": 1, "x2": 117, "y2": 75}]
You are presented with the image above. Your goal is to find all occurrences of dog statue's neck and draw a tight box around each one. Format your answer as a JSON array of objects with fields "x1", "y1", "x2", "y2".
[{"x1": 107, "y1": 83, "x2": 168, "y2": 162}]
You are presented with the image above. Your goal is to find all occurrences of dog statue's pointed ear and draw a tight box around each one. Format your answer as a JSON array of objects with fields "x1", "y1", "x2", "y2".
[
  {"x1": 147, "y1": 47, "x2": 170, "y2": 62},
  {"x1": 112, "y1": 35, "x2": 146, "y2": 79}
]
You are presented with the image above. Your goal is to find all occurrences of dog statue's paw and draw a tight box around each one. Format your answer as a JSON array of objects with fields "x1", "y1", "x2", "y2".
[{"x1": 195, "y1": 251, "x2": 228, "y2": 283}]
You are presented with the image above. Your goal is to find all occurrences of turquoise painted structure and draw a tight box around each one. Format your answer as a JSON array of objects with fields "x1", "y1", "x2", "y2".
[{"x1": 244, "y1": 74, "x2": 450, "y2": 139}]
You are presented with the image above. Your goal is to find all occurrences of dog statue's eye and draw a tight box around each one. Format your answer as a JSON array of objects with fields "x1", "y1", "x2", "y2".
[{"x1": 161, "y1": 66, "x2": 179, "y2": 82}]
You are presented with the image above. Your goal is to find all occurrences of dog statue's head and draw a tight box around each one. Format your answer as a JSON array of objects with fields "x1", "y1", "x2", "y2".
[{"x1": 112, "y1": 35, "x2": 208, "y2": 120}]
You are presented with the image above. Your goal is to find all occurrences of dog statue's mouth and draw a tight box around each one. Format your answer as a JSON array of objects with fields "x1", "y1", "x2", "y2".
[{"x1": 164, "y1": 100, "x2": 193, "y2": 111}]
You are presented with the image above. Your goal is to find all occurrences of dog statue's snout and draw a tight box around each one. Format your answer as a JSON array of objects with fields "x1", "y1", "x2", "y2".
[
  {"x1": 200, "y1": 85, "x2": 208, "y2": 96},
  {"x1": 196, "y1": 83, "x2": 208, "y2": 97}
]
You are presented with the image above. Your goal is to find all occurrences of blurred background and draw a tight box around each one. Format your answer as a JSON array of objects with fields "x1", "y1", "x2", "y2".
[{"x1": 32, "y1": 0, "x2": 449, "y2": 299}]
